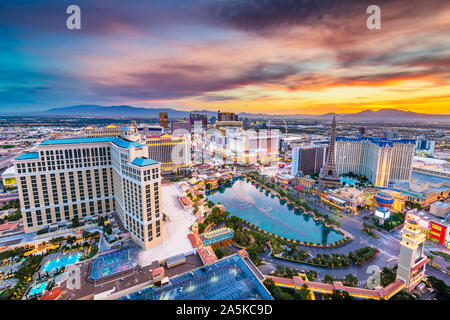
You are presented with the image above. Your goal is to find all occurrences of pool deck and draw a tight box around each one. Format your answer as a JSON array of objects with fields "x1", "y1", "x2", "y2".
[
  {"x1": 119, "y1": 254, "x2": 272, "y2": 300},
  {"x1": 40, "y1": 250, "x2": 83, "y2": 274},
  {"x1": 138, "y1": 183, "x2": 196, "y2": 267},
  {"x1": 58, "y1": 252, "x2": 204, "y2": 300}
]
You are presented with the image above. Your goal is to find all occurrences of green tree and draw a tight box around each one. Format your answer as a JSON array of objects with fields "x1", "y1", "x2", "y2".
[
  {"x1": 330, "y1": 290, "x2": 353, "y2": 300},
  {"x1": 296, "y1": 284, "x2": 310, "y2": 300},
  {"x1": 427, "y1": 276, "x2": 449, "y2": 297},
  {"x1": 71, "y1": 216, "x2": 80, "y2": 228},
  {"x1": 323, "y1": 274, "x2": 335, "y2": 284},
  {"x1": 343, "y1": 274, "x2": 358, "y2": 287},
  {"x1": 305, "y1": 270, "x2": 318, "y2": 281},
  {"x1": 380, "y1": 267, "x2": 397, "y2": 287},
  {"x1": 214, "y1": 248, "x2": 224, "y2": 259}
]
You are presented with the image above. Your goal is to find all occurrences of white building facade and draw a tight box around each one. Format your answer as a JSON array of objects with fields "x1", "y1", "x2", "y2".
[
  {"x1": 335, "y1": 137, "x2": 415, "y2": 187},
  {"x1": 14, "y1": 136, "x2": 163, "y2": 250},
  {"x1": 225, "y1": 128, "x2": 280, "y2": 165}
]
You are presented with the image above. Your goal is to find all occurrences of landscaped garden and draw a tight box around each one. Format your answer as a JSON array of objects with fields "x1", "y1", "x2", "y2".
[
  {"x1": 0, "y1": 229, "x2": 101, "y2": 300},
  {"x1": 276, "y1": 244, "x2": 378, "y2": 268},
  {"x1": 361, "y1": 222, "x2": 380, "y2": 239},
  {"x1": 207, "y1": 173, "x2": 348, "y2": 246},
  {"x1": 375, "y1": 211, "x2": 405, "y2": 231}
]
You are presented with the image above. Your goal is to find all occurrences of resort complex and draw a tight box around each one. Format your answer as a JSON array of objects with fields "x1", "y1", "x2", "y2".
[
  {"x1": 14, "y1": 134, "x2": 163, "y2": 250},
  {"x1": 0, "y1": 110, "x2": 448, "y2": 304}
]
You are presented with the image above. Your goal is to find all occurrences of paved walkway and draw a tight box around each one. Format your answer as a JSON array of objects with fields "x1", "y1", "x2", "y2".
[{"x1": 138, "y1": 183, "x2": 196, "y2": 266}]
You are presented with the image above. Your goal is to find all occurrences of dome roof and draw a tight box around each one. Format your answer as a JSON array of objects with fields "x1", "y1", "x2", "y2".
[
  {"x1": 120, "y1": 126, "x2": 132, "y2": 132},
  {"x1": 106, "y1": 124, "x2": 118, "y2": 128},
  {"x1": 374, "y1": 191, "x2": 394, "y2": 206}
]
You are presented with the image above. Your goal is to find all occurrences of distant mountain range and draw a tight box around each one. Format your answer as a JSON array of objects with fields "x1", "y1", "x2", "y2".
[{"x1": 5, "y1": 105, "x2": 450, "y2": 122}]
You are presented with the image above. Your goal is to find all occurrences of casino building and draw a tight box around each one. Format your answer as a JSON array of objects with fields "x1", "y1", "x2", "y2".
[
  {"x1": 291, "y1": 145, "x2": 326, "y2": 177},
  {"x1": 335, "y1": 136, "x2": 416, "y2": 187},
  {"x1": 85, "y1": 124, "x2": 121, "y2": 138},
  {"x1": 14, "y1": 135, "x2": 163, "y2": 250},
  {"x1": 145, "y1": 133, "x2": 191, "y2": 174},
  {"x1": 225, "y1": 128, "x2": 280, "y2": 165}
]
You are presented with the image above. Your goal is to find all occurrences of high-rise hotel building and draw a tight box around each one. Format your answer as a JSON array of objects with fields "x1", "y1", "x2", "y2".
[
  {"x1": 335, "y1": 136, "x2": 415, "y2": 187},
  {"x1": 145, "y1": 133, "x2": 191, "y2": 174},
  {"x1": 14, "y1": 136, "x2": 163, "y2": 250},
  {"x1": 225, "y1": 128, "x2": 279, "y2": 165},
  {"x1": 291, "y1": 145, "x2": 327, "y2": 176}
]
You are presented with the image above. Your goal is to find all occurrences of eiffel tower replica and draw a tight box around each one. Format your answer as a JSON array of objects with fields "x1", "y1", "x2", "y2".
[{"x1": 318, "y1": 114, "x2": 341, "y2": 190}]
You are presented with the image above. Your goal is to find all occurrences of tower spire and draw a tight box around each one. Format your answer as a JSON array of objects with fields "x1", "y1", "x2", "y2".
[{"x1": 318, "y1": 114, "x2": 341, "y2": 190}]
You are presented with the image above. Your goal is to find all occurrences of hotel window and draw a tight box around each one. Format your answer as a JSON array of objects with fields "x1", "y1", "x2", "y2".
[
  {"x1": 81, "y1": 202, "x2": 87, "y2": 217},
  {"x1": 64, "y1": 206, "x2": 70, "y2": 220},
  {"x1": 26, "y1": 212, "x2": 33, "y2": 227},
  {"x1": 36, "y1": 210, "x2": 43, "y2": 225},
  {"x1": 72, "y1": 204, "x2": 78, "y2": 218},
  {"x1": 46, "y1": 209, "x2": 52, "y2": 224},
  {"x1": 148, "y1": 224, "x2": 153, "y2": 241},
  {"x1": 156, "y1": 220, "x2": 160, "y2": 237},
  {"x1": 55, "y1": 207, "x2": 61, "y2": 222}
]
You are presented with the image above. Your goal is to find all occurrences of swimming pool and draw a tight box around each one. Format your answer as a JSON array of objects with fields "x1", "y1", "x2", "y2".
[
  {"x1": 29, "y1": 281, "x2": 48, "y2": 296},
  {"x1": 340, "y1": 178, "x2": 357, "y2": 186},
  {"x1": 90, "y1": 250, "x2": 134, "y2": 280},
  {"x1": 41, "y1": 253, "x2": 81, "y2": 274},
  {"x1": 207, "y1": 179, "x2": 344, "y2": 244},
  {"x1": 119, "y1": 254, "x2": 272, "y2": 300}
]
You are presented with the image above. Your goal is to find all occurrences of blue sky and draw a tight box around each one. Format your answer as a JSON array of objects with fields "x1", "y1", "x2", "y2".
[{"x1": 1, "y1": 0, "x2": 449, "y2": 114}]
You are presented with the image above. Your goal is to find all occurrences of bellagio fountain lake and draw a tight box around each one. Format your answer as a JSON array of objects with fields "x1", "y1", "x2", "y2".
[{"x1": 207, "y1": 178, "x2": 344, "y2": 245}]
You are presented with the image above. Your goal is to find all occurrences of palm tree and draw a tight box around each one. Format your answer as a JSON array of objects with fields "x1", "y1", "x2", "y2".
[{"x1": 428, "y1": 254, "x2": 434, "y2": 266}]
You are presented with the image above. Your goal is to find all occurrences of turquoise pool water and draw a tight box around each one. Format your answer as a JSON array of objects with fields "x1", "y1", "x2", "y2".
[
  {"x1": 41, "y1": 253, "x2": 81, "y2": 274},
  {"x1": 29, "y1": 281, "x2": 48, "y2": 296},
  {"x1": 207, "y1": 179, "x2": 344, "y2": 244},
  {"x1": 340, "y1": 178, "x2": 357, "y2": 186}
]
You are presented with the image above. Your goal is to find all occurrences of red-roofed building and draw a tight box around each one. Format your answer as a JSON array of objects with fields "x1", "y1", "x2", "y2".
[
  {"x1": 188, "y1": 233, "x2": 202, "y2": 248},
  {"x1": 238, "y1": 249, "x2": 249, "y2": 259},
  {"x1": 0, "y1": 221, "x2": 19, "y2": 232},
  {"x1": 179, "y1": 196, "x2": 193, "y2": 209},
  {"x1": 40, "y1": 288, "x2": 62, "y2": 300},
  {"x1": 198, "y1": 246, "x2": 218, "y2": 266}
]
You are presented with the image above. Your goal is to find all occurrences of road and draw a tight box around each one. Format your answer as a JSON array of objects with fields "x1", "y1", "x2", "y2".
[
  {"x1": 0, "y1": 145, "x2": 39, "y2": 170},
  {"x1": 257, "y1": 190, "x2": 402, "y2": 286},
  {"x1": 257, "y1": 189, "x2": 450, "y2": 287}
]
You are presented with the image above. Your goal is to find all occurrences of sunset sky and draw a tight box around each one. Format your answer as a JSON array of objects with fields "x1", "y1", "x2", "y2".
[{"x1": 1, "y1": 0, "x2": 449, "y2": 115}]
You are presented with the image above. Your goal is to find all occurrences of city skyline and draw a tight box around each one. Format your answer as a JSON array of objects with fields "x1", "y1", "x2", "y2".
[{"x1": 1, "y1": 0, "x2": 450, "y2": 114}]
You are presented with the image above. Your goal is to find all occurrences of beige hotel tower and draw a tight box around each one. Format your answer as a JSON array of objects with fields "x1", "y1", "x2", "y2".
[{"x1": 14, "y1": 133, "x2": 163, "y2": 250}]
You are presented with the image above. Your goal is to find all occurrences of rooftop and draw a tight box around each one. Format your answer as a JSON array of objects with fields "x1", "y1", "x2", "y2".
[
  {"x1": 40, "y1": 137, "x2": 114, "y2": 145},
  {"x1": 131, "y1": 157, "x2": 158, "y2": 167},
  {"x1": 431, "y1": 201, "x2": 449, "y2": 209},
  {"x1": 111, "y1": 137, "x2": 145, "y2": 149},
  {"x1": 38, "y1": 137, "x2": 145, "y2": 149},
  {"x1": 40, "y1": 287, "x2": 62, "y2": 300},
  {"x1": 15, "y1": 152, "x2": 39, "y2": 160},
  {"x1": 411, "y1": 172, "x2": 450, "y2": 186},
  {"x1": 119, "y1": 254, "x2": 272, "y2": 300},
  {"x1": 336, "y1": 136, "x2": 416, "y2": 147}
]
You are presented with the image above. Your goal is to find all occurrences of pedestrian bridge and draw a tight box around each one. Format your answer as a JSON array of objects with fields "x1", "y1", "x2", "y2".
[{"x1": 266, "y1": 275, "x2": 405, "y2": 300}]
